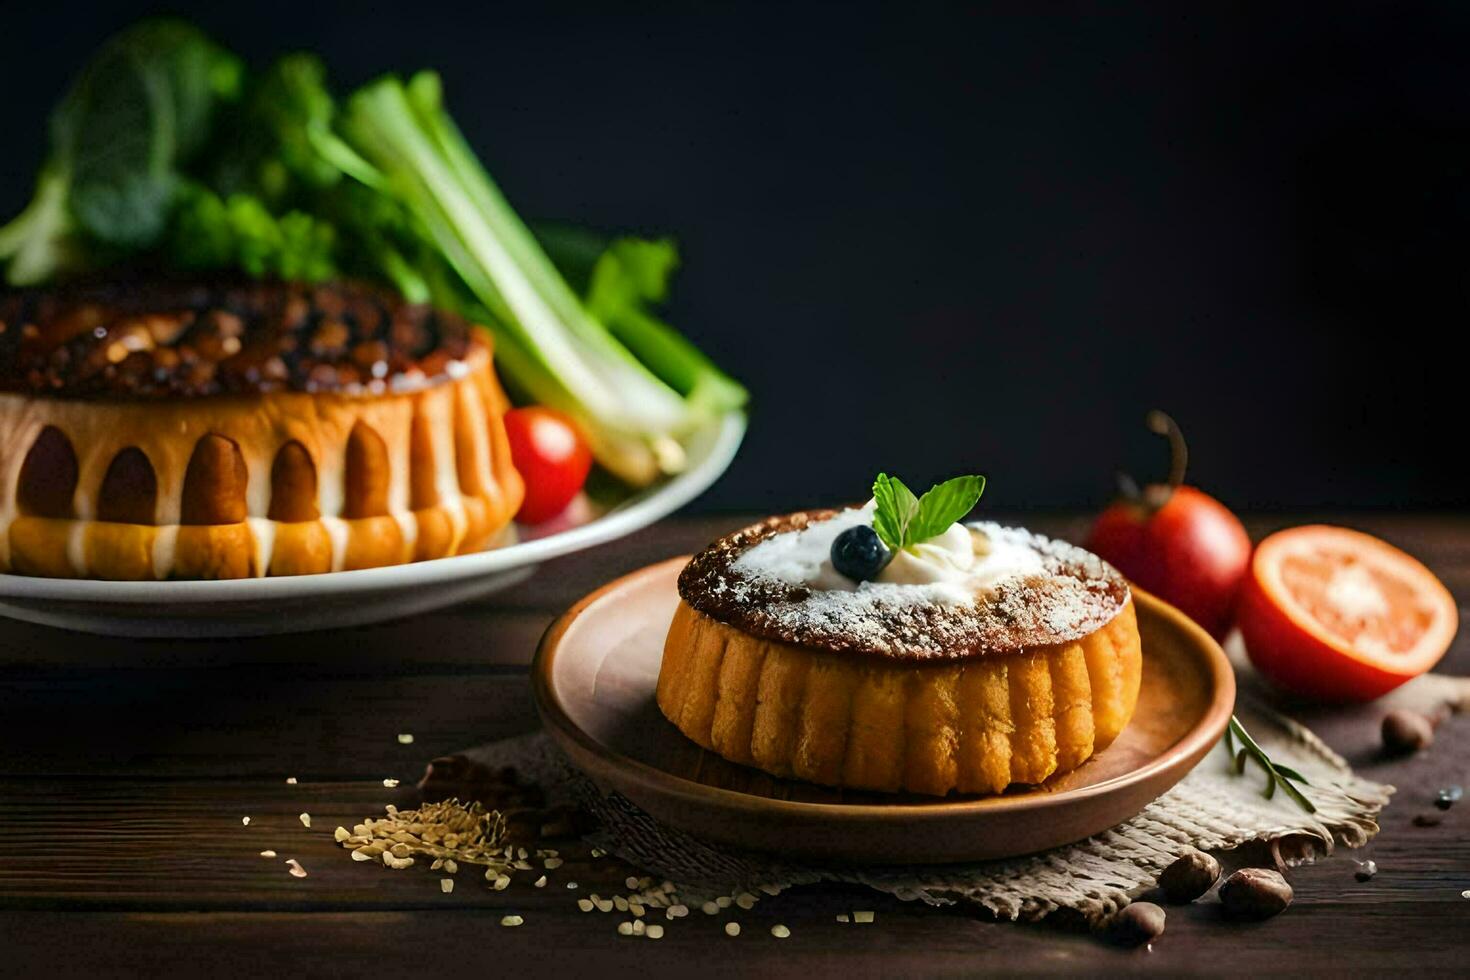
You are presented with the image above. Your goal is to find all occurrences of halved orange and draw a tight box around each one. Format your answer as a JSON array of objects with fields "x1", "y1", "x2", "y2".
[{"x1": 1238, "y1": 525, "x2": 1458, "y2": 702}]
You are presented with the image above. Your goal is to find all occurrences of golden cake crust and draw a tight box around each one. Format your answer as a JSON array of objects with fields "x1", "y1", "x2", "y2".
[
  {"x1": 678, "y1": 509, "x2": 1131, "y2": 661},
  {"x1": 658, "y1": 596, "x2": 1143, "y2": 796},
  {"x1": 0, "y1": 280, "x2": 524, "y2": 580}
]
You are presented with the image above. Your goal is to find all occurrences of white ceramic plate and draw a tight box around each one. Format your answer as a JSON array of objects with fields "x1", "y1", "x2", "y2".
[{"x1": 0, "y1": 411, "x2": 745, "y2": 638}]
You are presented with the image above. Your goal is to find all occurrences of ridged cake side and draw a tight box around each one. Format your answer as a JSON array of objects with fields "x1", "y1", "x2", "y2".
[{"x1": 656, "y1": 598, "x2": 1142, "y2": 796}]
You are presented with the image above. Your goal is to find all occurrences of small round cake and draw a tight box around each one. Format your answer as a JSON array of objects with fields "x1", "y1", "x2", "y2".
[
  {"x1": 0, "y1": 278, "x2": 524, "y2": 579},
  {"x1": 657, "y1": 499, "x2": 1143, "y2": 796}
]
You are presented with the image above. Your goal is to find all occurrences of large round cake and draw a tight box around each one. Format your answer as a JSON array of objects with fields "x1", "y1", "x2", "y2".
[
  {"x1": 0, "y1": 279, "x2": 524, "y2": 579},
  {"x1": 657, "y1": 505, "x2": 1143, "y2": 796}
]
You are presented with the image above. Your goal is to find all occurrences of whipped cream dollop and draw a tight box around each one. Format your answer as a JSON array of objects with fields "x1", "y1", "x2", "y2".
[{"x1": 731, "y1": 502, "x2": 1044, "y2": 605}]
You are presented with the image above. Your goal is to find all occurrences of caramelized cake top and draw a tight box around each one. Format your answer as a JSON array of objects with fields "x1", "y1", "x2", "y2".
[
  {"x1": 678, "y1": 509, "x2": 1130, "y2": 661},
  {"x1": 0, "y1": 279, "x2": 479, "y2": 400}
]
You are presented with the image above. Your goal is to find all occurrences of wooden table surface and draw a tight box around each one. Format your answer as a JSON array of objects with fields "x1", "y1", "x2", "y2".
[{"x1": 3, "y1": 512, "x2": 1468, "y2": 977}]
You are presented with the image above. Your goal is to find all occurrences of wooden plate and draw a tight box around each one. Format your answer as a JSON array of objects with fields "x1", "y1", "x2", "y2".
[{"x1": 533, "y1": 556, "x2": 1235, "y2": 864}]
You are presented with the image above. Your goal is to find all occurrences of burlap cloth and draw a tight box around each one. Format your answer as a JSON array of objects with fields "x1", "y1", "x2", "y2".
[{"x1": 456, "y1": 665, "x2": 1430, "y2": 924}]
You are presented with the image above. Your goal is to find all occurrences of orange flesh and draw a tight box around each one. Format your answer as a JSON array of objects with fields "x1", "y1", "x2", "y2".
[{"x1": 1279, "y1": 550, "x2": 1433, "y2": 656}]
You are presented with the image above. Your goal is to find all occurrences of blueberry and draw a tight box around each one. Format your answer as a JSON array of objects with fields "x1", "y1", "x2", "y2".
[{"x1": 830, "y1": 525, "x2": 890, "y2": 582}]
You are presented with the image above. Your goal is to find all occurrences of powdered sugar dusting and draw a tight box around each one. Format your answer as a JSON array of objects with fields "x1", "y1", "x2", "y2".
[{"x1": 679, "y1": 511, "x2": 1129, "y2": 661}]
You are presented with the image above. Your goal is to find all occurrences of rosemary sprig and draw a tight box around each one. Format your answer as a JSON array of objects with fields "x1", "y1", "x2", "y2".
[{"x1": 1223, "y1": 715, "x2": 1316, "y2": 814}]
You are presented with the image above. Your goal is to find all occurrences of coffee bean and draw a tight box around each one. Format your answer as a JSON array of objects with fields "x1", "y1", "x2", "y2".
[
  {"x1": 1100, "y1": 902, "x2": 1166, "y2": 946},
  {"x1": 1219, "y1": 868, "x2": 1293, "y2": 921},
  {"x1": 1158, "y1": 849, "x2": 1221, "y2": 903},
  {"x1": 1381, "y1": 710, "x2": 1434, "y2": 755}
]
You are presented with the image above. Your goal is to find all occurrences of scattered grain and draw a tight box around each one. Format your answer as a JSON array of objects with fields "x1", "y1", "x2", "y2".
[
  {"x1": 702, "y1": 901, "x2": 719, "y2": 915},
  {"x1": 444, "y1": 859, "x2": 458, "y2": 874},
  {"x1": 566, "y1": 882, "x2": 578, "y2": 890},
  {"x1": 544, "y1": 857, "x2": 563, "y2": 870},
  {"x1": 259, "y1": 850, "x2": 277, "y2": 858},
  {"x1": 500, "y1": 915, "x2": 524, "y2": 927},
  {"x1": 716, "y1": 896, "x2": 732, "y2": 908},
  {"x1": 735, "y1": 892, "x2": 757, "y2": 910},
  {"x1": 242, "y1": 816, "x2": 251, "y2": 826},
  {"x1": 382, "y1": 779, "x2": 400, "y2": 788},
  {"x1": 725, "y1": 922, "x2": 741, "y2": 937},
  {"x1": 440, "y1": 878, "x2": 454, "y2": 894},
  {"x1": 397, "y1": 733, "x2": 414, "y2": 744},
  {"x1": 617, "y1": 922, "x2": 634, "y2": 937},
  {"x1": 771, "y1": 924, "x2": 790, "y2": 939},
  {"x1": 578, "y1": 898, "x2": 595, "y2": 912},
  {"x1": 595, "y1": 899, "x2": 614, "y2": 913},
  {"x1": 298, "y1": 813, "x2": 311, "y2": 829},
  {"x1": 334, "y1": 826, "x2": 350, "y2": 843},
  {"x1": 535, "y1": 876, "x2": 547, "y2": 888},
  {"x1": 646, "y1": 924, "x2": 665, "y2": 940},
  {"x1": 285, "y1": 859, "x2": 308, "y2": 878},
  {"x1": 836, "y1": 914, "x2": 849, "y2": 923},
  {"x1": 286, "y1": 777, "x2": 298, "y2": 785},
  {"x1": 669, "y1": 904, "x2": 689, "y2": 918},
  {"x1": 852, "y1": 911, "x2": 875, "y2": 924},
  {"x1": 493, "y1": 875, "x2": 511, "y2": 891}
]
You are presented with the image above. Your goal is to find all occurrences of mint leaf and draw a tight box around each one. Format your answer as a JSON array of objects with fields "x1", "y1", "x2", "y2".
[
  {"x1": 871, "y1": 472, "x2": 919, "y2": 551},
  {"x1": 909, "y1": 475, "x2": 985, "y2": 543}
]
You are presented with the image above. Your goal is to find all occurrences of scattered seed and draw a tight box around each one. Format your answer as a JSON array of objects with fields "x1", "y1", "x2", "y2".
[
  {"x1": 614, "y1": 896, "x2": 629, "y2": 912},
  {"x1": 350, "y1": 849, "x2": 373, "y2": 862},
  {"x1": 632, "y1": 920, "x2": 646, "y2": 937},
  {"x1": 544, "y1": 857, "x2": 563, "y2": 870},
  {"x1": 259, "y1": 850, "x2": 277, "y2": 858},
  {"x1": 517, "y1": 847, "x2": 528, "y2": 860},
  {"x1": 1462, "y1": 890, "x2": 1470, "y2": 899},
  {"x1": 242, "y1": 816, "x2": 251, "y2": 826},
  {"x1": 630, "y1": 904, "x2": 645, "y2": 917},
  {"x1": 646, "y1": 924, "x2": 665, "y2": 940},
  {"x1": 771, "y1": 924, "x2": 790, "y2": 939},
  {"x1": 725, "y1": 922, "x2": 741, "y2": 937},
  {"x1": 298, "y1": 813, "x2": 311, "y2": 829},
  {"x1": 535, "y1": 876, "x2": 547, "y2": 888},
  {"x1": 440, "y1": 878, "x2": 454, "y2": 894},
  {"x1": 702, "y1": 901, "x2": 719, "y2": 915},
  {"x1": 566, "y1": 882, "x2": 578, "y2": 890},
  {"x1": 397, "y1": 733, "x2": 414, "y2": 744},
  {"x1": 285, "y1": 777, "x2": 298, "y2": 785},
  {"x1": 493, "y1": 875, "x2": 511, "y2": 891},
  {"x1": 382, "y1": 779, "x2": 400, "y2": 788},
  {"x1": 617, "y1": 921, "x2": 634, "y2": 936},
  {"x1": 669, "y1": 904, "x2": 689, "y2": 918},
  {"x1": 501, "y1": 915, "x2": 523, "y2": 927},
  {"x1": 1355, "y1": 860, "x2": 1378, "y2": 882},
  {"x1": 836, "y1": 914, "x2": 849, "y2": 923},
  {"x1": 625, "y1": 876, "x2": 641, "y2": 890},
  {"x1": 759, "y1": 884, "x2": 782, "y2": 896},
  {"x1": 852, "y1": 910, "x2": 875, "y2": 923},
  {"x1": 384, "y1": 854, "x2": 414, "y2": 870},
  {"x1": 716, "y1": 896, "x2": 732, "y2": 908},
  {"x1": 735, "y1": 892, "x2": 757, "y2": 910},
  {"x1": 595, "y1": 899, "x2": 614, "y2": 913},
  {"x1": 333, "y1": 826, "x2": 350, "y2": 842},
  {"x1": 444, "y1": 859, "x2": 458, "y2": 874},
  {"x1": 285, "y1": 859, "x2": 308, "y2": 878}
]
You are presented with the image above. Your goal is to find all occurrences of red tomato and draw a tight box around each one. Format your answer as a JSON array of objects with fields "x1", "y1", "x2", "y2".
[
  {"x1": 1086, "y1": 485, "x2": 1252, "y2": 640},
  {"x1": 503, "y1": 407, "x2": 592, "y2": 524},
  {"x1": 1237, "y1": 525, "x2": 1457, "y2": 702}
]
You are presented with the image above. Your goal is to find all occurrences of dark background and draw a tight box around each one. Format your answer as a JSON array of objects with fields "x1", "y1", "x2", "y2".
[{"x1": 5, "y1": 1, "x2": 1469, "y2": 513}]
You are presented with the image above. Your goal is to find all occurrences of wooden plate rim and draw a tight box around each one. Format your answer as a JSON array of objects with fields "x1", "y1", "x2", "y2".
[{"x1": 532, "y1": 555, "x2": 1236, "y2": 823}]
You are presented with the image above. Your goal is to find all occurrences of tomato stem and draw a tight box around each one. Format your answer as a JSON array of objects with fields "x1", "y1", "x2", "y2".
[{"x1": 1143, "y1": 409, "x2": 1189, "y2": 510}]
